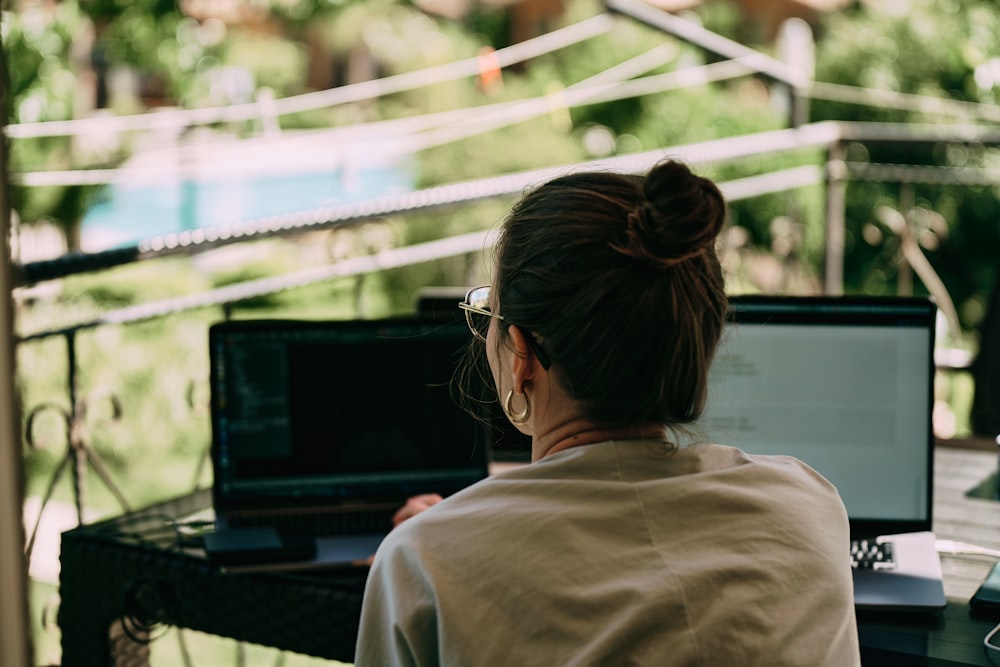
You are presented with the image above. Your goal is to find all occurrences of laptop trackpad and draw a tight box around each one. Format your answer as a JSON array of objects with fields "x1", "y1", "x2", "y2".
[
  {"x1": 203, "y1": 527, "x2": 317, "y2": 566},
  {"x1": 853, "y1": 532, "x2": 946, "y2": 611},
  {"x1": 205, "y1": 530, "x2": 385, "y2": 571},
  {"x1": 315, "y1": 533, "x2": 386, "y2": 565}
]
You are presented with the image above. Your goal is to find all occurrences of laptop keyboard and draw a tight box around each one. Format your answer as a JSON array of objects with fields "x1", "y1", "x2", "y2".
[
  {"x1": 851, "y1": 538, "x2": 896, "y2": 570},
  {"x1": 230, "y1": 509, "x2": 395, "y2": 536}
]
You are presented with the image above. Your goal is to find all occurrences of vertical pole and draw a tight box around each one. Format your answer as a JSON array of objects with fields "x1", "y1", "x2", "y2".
[
  {"x1": 353, "y1": 275, "x2": 366, "y2": 317},
  {"x1": 777, "y1": 18, "x2": 814, "y2": 128},
  {"x1": 0, "y1": 19, "x2": 35, "y2": 667},
  {"x1": 897, "y1": 183, "x2": 914, "y2": 296},
  {"x1": 824, "y1": 144, "x2": 848, "y2": 295},
  {"x1": 66, "y1": 330, "x2": 87, "y2": 523}
]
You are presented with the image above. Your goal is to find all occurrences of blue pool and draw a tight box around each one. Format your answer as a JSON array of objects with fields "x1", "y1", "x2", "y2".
[{"x1": 80, "y1": 156, "x2": 415, "y2": 251}]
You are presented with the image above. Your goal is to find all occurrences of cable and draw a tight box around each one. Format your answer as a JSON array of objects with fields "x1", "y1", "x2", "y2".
[
  {"x1": 935, "y1": 541, "x2": 1000, "y2": 656},
  {"x1": 119, "y1": 576, "x2": 179, "y2": 645},
  {"x1": 986, "y1": 622, "x2": 1000, "y2": 652},
  {"x1": 935, "y1": 540, "x2": 1000, "y2": 559}
]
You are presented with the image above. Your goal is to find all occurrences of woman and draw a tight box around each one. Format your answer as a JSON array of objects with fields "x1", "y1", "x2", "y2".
[{"x1": 355, "y1": 160, "x2": 860, "y2": 665}]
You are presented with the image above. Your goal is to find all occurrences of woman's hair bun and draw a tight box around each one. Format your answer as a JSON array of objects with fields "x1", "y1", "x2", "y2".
[{"x1": 619, "y1": 160, "x2": 726, "y2": 269}]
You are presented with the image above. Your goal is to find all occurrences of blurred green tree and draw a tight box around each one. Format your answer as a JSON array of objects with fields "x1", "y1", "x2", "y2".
[{"x1": 812, "y1": 0, "x2": 1000, "y2": 334}]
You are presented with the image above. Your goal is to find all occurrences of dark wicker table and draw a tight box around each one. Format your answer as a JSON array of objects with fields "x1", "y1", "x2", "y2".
[
  {"x1": 58, "y1": 443, "x2": 1000, "y2": 666},
  {"x1": 58, "y1": 488, "x2": 367, "y2": 666}
]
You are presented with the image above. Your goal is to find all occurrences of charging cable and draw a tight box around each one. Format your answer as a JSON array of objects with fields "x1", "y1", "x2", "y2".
[
  {"x1": 985, "y1": 623, "x2": 1000, "y2": 652},
  {"x1": 934, "y1": 541, "x2": 1000, "y2": 653},
  {"x1": 935, "y1": 540, "x2": 1000, "y2": 559}
]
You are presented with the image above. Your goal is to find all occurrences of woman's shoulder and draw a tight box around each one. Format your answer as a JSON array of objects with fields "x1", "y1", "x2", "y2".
[
  {"x1": 677, "y1": 443, "x2": 847, "y2": 516},
  {"x1": 690, "y1": 442, "x2": 834, "y2": 480}
]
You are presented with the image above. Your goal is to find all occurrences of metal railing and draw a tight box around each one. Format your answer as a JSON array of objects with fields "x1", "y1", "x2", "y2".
[
  {"x1": 15, "y1": 120, "x2": 1000, "y2": 538},
  {"x1": 10, "y1": 1, "x2": 1000, "y2": 597}
]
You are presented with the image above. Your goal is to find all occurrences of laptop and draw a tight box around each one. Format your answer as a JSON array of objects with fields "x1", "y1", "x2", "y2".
[
  {"x1": 697, "y1": 295, "x2": 946, "y2": 613},
  {"x1": 205, "y1": 316, "x2": 491, "y2": 570}
]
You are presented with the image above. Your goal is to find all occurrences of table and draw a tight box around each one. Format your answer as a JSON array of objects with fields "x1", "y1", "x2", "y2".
[
  {"x1": 58, "y1": 443, "x2": 1000, "y2": 666},
  {"x1": 58, "y1": 489, "x2": 368, "y2": 665},
  {"x1": 859, "y1": 442, "x2": 1000, "y2": 666}
]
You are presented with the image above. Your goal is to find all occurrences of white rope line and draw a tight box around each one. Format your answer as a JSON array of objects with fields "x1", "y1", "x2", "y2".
[
  {"x1": 718, "y1": 165, "x2": 824, "y2": 202},
  {"x1": 398, "y1": 43, "x2": 707, "y2": 152},
  {"x1": 17, "y1": 229, "x2": 500, "y2": 340},
  {"x1": 15, "y1": 162, "x2": 825, "y2": 340},
  {"x1": 16, "y1": 71, "x2": 1000, "y2": 189},
  {"x1": 808, "y1": 81, "x2": 1000, "y2": 124},
  {"x1": 11, "y1": 44, "x2": 682, "y2": 187},
  {"x1": 12, "y1": 58, "x2": 759, "y2": 188},
  {"x1": 231, "y1": 43, "x2": 678, "y2": 141},
  {"x1": 9, "y1": 2, "x2": 998, "y2": 150},
  {"x1": 4, "y1": 14, "x2": 617, "y2": 140},
  {"x1": 271, "y1": 14, "x2": 617, "y2": 116},
  {"x1": 573, "y1": 43, "x2": 677, "y2": 87},
  {"x1": 124, "y1": 122, "x2": 843, "y2": 255},
  {"x1": 399, "y1": 59, "x2": 758, "y2": 156},
  {"x1": 606, "y1": 0, "x2": 806, "y2": 87}
]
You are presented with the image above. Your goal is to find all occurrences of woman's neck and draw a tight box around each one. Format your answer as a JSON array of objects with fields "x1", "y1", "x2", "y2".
[{"x1": 532, "y1": 419, "x2": 667, "y2": 462}]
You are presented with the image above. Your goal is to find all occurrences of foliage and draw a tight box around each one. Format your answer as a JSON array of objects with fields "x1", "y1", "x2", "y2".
[
  {"x1": 221, "y1": 32, "x2": 309, "y2": 97},
  {"x1": 9, "y1": 4, "x2": 996, "y2": 661},
  {"x1": 3, "y1": 2, "x2": 80, "y2": 114},
  {"x1": 3, "y1": 2, "x2": 86, "y2": 236},
  {"x1": 8, "y1": 0, "x2": 994, "y2": 476},
  {"x1": 812, "y1": 0, "x2": 1000, "y2": 331},
  {"x1": 815, "y1": 0, "x2": 1000, "y2": 119}
]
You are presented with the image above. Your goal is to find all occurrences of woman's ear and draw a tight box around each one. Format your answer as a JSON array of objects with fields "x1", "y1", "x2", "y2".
[{"x1": 505, "y1": 325, "x2": 537, "y2": 391}]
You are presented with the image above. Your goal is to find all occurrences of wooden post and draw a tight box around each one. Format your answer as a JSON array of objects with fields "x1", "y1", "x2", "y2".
[
  {"x1": 823, "y1": 144, "x2": 847, "y2": 295},
  {"x1": 0, "y1": 25, "x2": 35, "y2": 667},
  {"x1": 897, "y1": 184, "x2": 914, "y2": 295}
]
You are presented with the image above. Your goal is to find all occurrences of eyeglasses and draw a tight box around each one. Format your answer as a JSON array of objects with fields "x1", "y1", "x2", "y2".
[
  {"x1": 458, "y1": 285, "x2": 551, "y2": 369},
  {"x1": 458, "y1": 285, "x2": 500, "y2": 342}
]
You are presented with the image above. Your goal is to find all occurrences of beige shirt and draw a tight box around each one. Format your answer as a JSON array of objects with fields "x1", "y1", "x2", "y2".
[{"x1": 355, "y1": 441, "x2": 860, "y2": 666}]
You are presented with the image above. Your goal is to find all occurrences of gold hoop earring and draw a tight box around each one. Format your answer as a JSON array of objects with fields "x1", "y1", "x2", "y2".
[{"x1": 503, "y1": 389, "x2": 530, "y2": 425}]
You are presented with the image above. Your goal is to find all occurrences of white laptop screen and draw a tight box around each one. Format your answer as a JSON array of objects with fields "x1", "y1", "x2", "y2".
[{"x1": 697, "y1": 296, "x2": 937, "y2": 536}]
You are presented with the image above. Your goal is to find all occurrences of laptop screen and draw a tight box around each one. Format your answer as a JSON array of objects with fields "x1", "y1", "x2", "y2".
[
  {"x1": 697, "y1": 295, "x2": 937, "y2": 538},
  {"x1": 209, "y1": 317, "x2": 491, "y2": 512}
]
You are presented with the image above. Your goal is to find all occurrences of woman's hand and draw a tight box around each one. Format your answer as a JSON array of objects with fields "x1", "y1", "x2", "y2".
[
  {"x1": 363, "y1": 493, "x2": 445, "y2": 566},
  {"x1": 392, "y1": 493, "x2": 444, "y2": 527}
]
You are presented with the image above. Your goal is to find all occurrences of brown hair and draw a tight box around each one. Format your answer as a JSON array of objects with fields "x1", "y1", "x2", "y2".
[{"x1": 491, "y1": 159, "x2": 727, "y2": 428}]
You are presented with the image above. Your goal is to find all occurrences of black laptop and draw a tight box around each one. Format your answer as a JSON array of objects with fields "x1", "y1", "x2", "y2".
[
  {"x1": 205, "y1": 316, "x2": 491, "y2": 569},
  {"x1": 698, "y1": 295, "x2": 946, "y2": 613}
]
